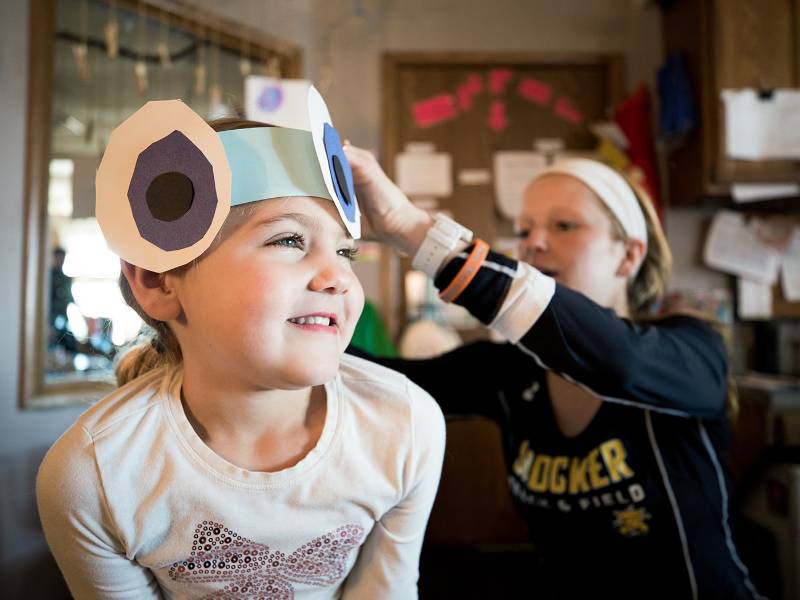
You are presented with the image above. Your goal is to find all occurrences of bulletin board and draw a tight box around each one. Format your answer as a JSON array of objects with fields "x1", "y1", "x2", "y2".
[{"x1": 380, "y1": 52, "x2": 624, "y2": 335}]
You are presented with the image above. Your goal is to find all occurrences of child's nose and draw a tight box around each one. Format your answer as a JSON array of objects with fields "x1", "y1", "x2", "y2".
[
  {"x1": 521, "y1": 227, "x2": 548, "y2": 258},
  {"x1": 308, "y1": 258, "x2": 353, "y2": 294}
]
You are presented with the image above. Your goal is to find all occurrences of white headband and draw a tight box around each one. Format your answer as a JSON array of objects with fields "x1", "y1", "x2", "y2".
[{"x1": 534, "y1": 158, "x2": 648, "y2": 250}]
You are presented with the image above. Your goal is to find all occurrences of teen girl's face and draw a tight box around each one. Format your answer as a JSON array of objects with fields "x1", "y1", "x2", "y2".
[
  {"x1": 172, "y1": 196, "x2": 364, "y2": 390},
  {"x1": 516, "y1": 174, "x2": 629, "y2": 309}
]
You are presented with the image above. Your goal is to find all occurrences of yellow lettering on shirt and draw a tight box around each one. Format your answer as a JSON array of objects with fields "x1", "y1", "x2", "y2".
[
  {"x1": 587, "y1": 448, "x2": 610, "y2": 489},
  {"x1": 512, "y1": 440, "x2": 533, "y2": 480},
  {"x1": 514, "y1": 438, "x2": 636, "y2": 495},
  {"x1": 600, "y1": 439, "x2": 633, "y2": 483},
  {"x1": 528, "y1": 454, "x2": 552, "y2": 492},
  {"x1": 569, "y1": 456, "x2": 591, "y2": 494},
  {"x1": 549, "y1": 456, "x2": 569, "y2": 494}
]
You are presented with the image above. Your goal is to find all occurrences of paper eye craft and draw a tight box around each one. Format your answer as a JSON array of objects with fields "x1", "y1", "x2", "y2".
[{"x1": 96, "y1": 82, "x2": 360, "y2": 273}]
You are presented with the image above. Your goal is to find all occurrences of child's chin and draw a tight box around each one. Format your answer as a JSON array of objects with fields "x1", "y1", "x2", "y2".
[{"x1": 287, "y1": 359, "x2": 340, "y2": 387}]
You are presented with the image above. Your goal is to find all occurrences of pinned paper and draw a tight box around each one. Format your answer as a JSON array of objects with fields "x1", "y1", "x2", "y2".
[
  {"x1": 534, "y1": 138, "x2": 565, "y2": 154},
  {"x1": 411, "y1": 94, "x2": 458, "y2": 128},
  {"x1": 457, "y1": 168, "x2": 492, "y2": 186},
  {"x1": 457, "y1": 74, "x2": 483, "y2": 110},
  {"x1": 722, "y1": 89, "x2": 800, "y2": 160},
  {"x1": 518, "y1": 77, "x2": 553, "y2": 105},
  {"x1": 405, "y1": 142, "x2": 436, "y2": 153},
  {"x1": 737, "y1": 278, "x2": 773, "y2": 320},
  {"x1": 489, "y1": 100, "x2": 508, "y2": 132},
  {"x1": 782, "y1": 227, "x2": 800, "y2": 302},
  {"x1": 489, "y1": 69, "x2": 513, "y2": 95},
  {"x1": 731, "y1": 183, "x2": 800, "y2": 203},
  {"x1": 245, "y1": 76, "x2": 314, "y2": 129},
  {"x1": 590, "y1": 122, "x2": 629, "y2": 149},
  {"x1": 395, "y1": 151, "x2": 452, "y2": 197},
  {"x1": 703, "y1": 210, "x2": 782, "y2": 285},
  {"x1": 493, "y1": 151, "x2": 547, "y2": 220},
  {"x1": 554, "y1": 96, "x2": 583, "y2": 125}
]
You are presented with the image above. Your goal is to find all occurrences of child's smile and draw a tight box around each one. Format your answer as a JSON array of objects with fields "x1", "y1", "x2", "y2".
[
  {"x1": 287, "y1": 312, "x2": 339, "y2": 333},
  {"x1": 170, "y1": 196, "x2": 364, "y2": 391}
]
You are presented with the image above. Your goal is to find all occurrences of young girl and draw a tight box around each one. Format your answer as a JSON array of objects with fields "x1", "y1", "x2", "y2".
[{"x1": 36, "y1": 91, "x2": 445, "y2": 599}]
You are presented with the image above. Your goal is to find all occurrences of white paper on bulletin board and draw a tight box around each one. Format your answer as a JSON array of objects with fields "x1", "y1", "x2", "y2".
[
  {"x1": 782, "y1": 226, "x2": 800, "y2": 302},
  {"x1": 395, "y1": 151, "x2": 452, "y2": 197},
  {"x1": 722, "y1": 89, "x2": 800, "y2": 160},
  {"x1": 245, "y1": 76, "x2": 313, "y2": 129},
  {"x1": 703, "y1": 210, "x2": 782, "y2": 285},
  {"x1": 737, "y1": 278, "x2": 773, "y2": 320},
  {"x1": 493, "y1": 151, "x2": 547, "y2": 220}
]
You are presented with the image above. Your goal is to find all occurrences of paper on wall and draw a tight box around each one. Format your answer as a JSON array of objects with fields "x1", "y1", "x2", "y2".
[
  {"x1": 493, "y1": 151, "x2": 547, "y2": 220},
  {"x1": 722, "y1": 89, "x2": 800, "y2": 160},
  {"x1": 737, "y1": 278, "x2": 773, "y2": 319},
  {"x1": 457, "y1": 168, "x2": 492, "y2": 186},
  {"x1": 782, "y1": 226, "x2": 800, "y2": 302},
  {"x1": 245, "y1": 76, "x2": 314, "y2": 129},
  {"x1": 395, "y1": 151, "x2": 452, "y2": 197},
  {"x1": 731, "y1": 182, "x2": 800, "y2": 203},
  {"x1": 703, "y1": 210, "x2": 782, "y2": 285}
]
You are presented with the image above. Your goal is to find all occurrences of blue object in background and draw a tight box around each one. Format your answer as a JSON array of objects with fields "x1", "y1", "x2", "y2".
[{"x1": 657, "y1": 51, "x2": 698, "y2": 147}]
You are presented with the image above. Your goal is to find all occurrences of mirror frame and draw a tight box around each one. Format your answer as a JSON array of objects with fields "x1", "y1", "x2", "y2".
[{"x1": 20, "y1": 0, "x2": 302, "y2": 408}]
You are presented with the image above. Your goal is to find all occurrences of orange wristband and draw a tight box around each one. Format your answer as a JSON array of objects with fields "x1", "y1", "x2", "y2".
[{"x1": 438, "y1": 239, "x2": 490, "y2": 303}]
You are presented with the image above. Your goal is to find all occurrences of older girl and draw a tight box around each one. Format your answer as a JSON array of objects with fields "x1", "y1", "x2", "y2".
[{"x1": 344, "y1": 146, "x2": 764, "y2": 600}]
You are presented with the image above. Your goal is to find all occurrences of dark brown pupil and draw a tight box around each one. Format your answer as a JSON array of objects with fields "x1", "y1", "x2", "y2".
[{"x1": 146, "y1": 172, "x2": 195, "y2": 222}]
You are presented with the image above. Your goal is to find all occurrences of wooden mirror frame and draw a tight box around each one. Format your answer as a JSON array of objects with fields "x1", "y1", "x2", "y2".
[{"x1": 20, "y1": 0, "x2": 302, "y2": 408}]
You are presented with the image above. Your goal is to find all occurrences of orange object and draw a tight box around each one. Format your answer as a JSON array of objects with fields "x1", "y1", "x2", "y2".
[{"x1": 439, "y1": 239, "x2": 490, "y2": 303}]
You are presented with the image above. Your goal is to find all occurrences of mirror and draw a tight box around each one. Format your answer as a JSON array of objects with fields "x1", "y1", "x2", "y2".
[{"x1": 21, "y1": 0, "x2": 301, "y2": 408}]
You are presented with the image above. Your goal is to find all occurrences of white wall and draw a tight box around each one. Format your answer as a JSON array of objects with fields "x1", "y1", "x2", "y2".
[{"x1": 0, "y1": 1, "x2": 86, "y2": 595}]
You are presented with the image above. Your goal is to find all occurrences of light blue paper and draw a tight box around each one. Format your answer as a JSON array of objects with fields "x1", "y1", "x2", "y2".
[{"x1": 218, "y1": 127, "x2": 331, "y2": 206}]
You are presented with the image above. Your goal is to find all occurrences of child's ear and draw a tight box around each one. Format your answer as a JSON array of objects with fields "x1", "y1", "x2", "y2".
[
  {"x1": 616, "y1": 238, "x2": 647, "y2": 279},
  {"x1": 120, "y1": 260, "x2": 182, "y2": 321}
]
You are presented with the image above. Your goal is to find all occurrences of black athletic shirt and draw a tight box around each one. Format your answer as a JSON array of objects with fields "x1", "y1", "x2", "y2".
[{"x1": 354, "y1": 245, "x2": 765, "y2": 600}]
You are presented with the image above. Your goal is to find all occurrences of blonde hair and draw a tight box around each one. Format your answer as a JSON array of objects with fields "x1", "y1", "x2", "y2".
[
  {"x1": 597, "y1": 177, "x2": 737, "y2": 419},
  {"x1": 114, "y1": 118, "x2": 268, "y2": 386},
  {"x1": 622, "y1": 178, "x2": 672, "y2": 316}
]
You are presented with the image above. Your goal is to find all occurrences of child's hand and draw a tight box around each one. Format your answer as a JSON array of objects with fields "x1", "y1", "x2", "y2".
[{"x1": 344, "y1": 144, "x2": 432, "y2": 256}]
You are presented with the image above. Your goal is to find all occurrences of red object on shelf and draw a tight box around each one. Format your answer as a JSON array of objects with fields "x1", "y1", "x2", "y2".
[{"x1": 614, "y1": 84, "x2": 663, "y2": 220}]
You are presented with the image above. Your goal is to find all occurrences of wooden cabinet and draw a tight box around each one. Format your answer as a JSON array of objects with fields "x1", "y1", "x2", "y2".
[{"x1": 662, "y1": 0, "x2": 800, "y2": 204}]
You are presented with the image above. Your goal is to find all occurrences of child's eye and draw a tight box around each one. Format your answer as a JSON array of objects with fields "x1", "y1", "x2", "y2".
[
  {"x1": 269, "y1": 233, "x2": 305, "y2": 250},
  {"x1": 554, "y1": 221, "x2": 579, "y2": 232},
  {"x1": 515, "y1": 229, "x2": 530, "y2": 239},
  {"x1": 337, "y1": 246, "x2": 360, "y2": 261}
]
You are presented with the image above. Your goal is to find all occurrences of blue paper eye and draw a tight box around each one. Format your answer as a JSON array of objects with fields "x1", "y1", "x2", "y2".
[
  {"x1": 322, "y1": 123, "x2": 357, "y2": 224},
  {"x1": 127, "y1": 130, "x2": 218, "y2": 251}
]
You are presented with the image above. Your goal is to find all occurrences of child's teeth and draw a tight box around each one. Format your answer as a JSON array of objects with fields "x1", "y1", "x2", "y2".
[{"x1": 292, "y1": 316, "x2": 331, "y2": 326}]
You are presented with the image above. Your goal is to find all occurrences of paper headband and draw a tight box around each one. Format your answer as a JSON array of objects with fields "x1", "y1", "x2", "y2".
[
  {"x1": 533, "y1": 158, "x2": 648, "y2": 249},
  {"x1": 96, "y1": 84, "x2": 360, "y2": 273}
]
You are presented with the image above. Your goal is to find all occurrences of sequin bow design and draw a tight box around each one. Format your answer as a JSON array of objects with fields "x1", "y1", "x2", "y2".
[{"x1": 168, "y1": 521, "x2": 365, "y2": 599}]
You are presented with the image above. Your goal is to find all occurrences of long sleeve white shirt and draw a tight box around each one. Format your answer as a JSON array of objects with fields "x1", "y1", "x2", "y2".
[{"x1": 37, "y1": 353, "x2": 445, "y2": 599}]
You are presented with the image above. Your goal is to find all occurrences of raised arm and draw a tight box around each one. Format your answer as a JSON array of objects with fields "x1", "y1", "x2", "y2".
[
  {"x1": 434, "y1": 249, "x2": 728, "y2": 419},
  {"x1": 36, "y1": 426, "x2": 163, "y2": 599},
  {"x1": 343, "y1": 145, "x2": 727, "y2": 420}
]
